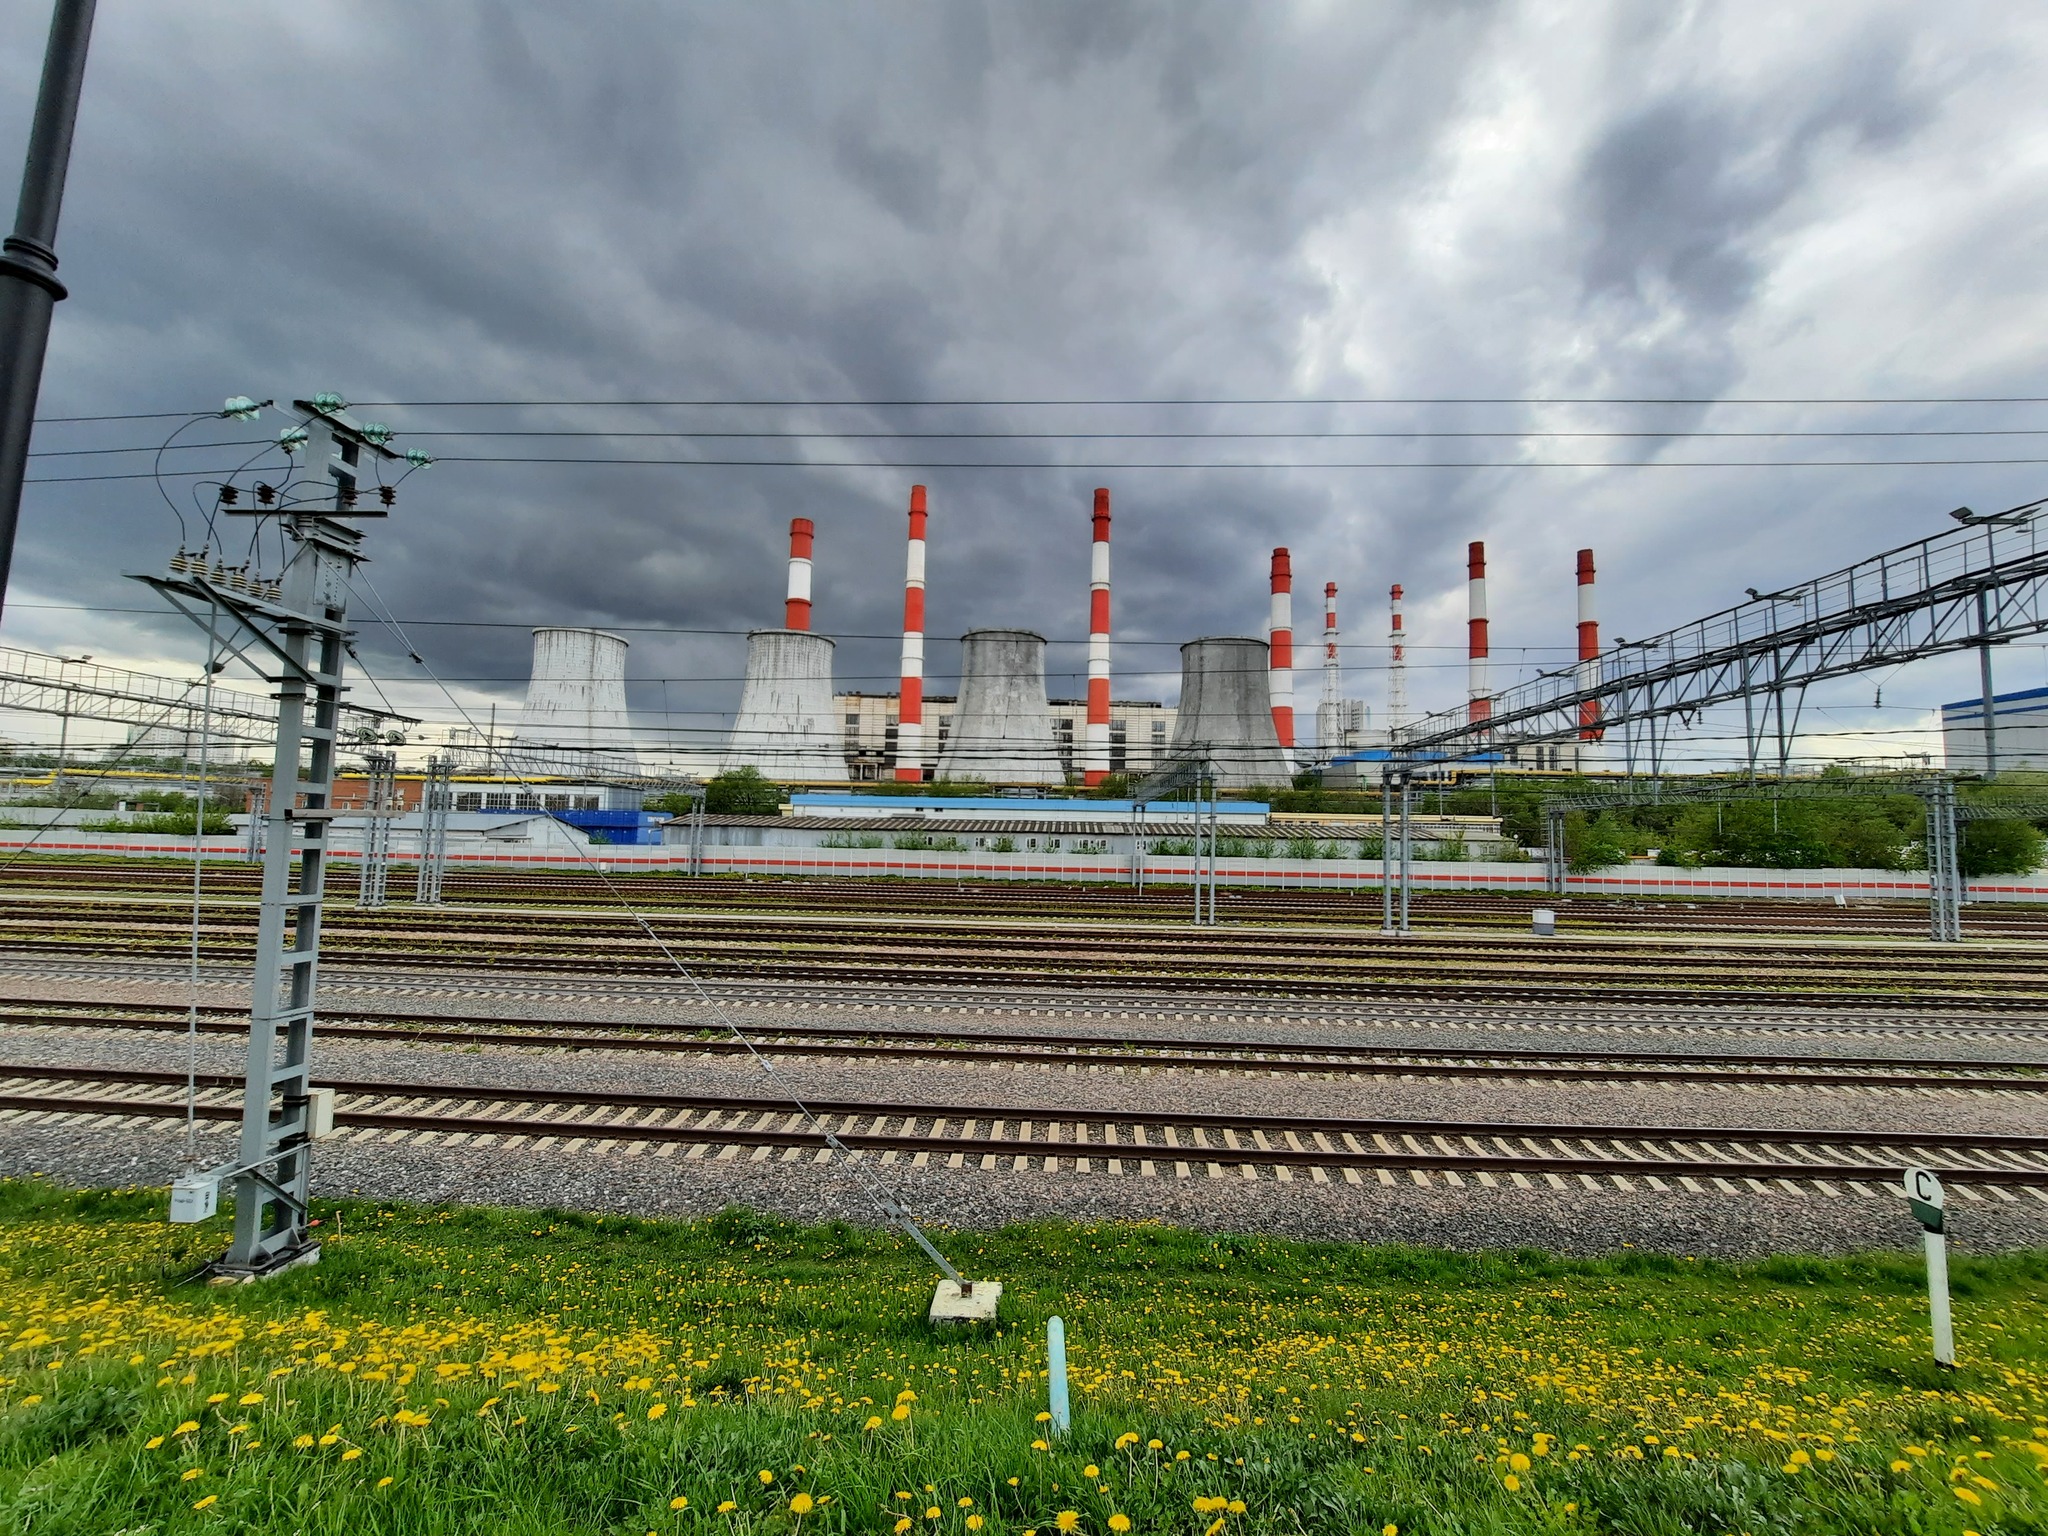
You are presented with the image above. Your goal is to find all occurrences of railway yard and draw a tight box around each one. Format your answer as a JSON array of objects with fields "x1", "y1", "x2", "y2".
[{"x1": 1, "y1": 857, "x2": 2044, "y2": 1256}]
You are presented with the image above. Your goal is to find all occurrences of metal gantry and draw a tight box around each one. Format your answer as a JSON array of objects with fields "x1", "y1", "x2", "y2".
[
  {"x1": 136, "y1": 396, "x2": 404, "y2": 1278},
  {"x1": 1133, "y1": 751, "x2": 1222, "y2": 923},
  {"x1": 1378, "y1": 769, "x2": 1414, "y2": 933},
  {"x1": 356, "y1": 750, "x2": 396, "y2": 909},
  {"x1": 1395, "y1": 498, "x2": 2048, "y2": 771},
  {"x1": 414, "y1": 753, "x2": 451, "y2": 905}
]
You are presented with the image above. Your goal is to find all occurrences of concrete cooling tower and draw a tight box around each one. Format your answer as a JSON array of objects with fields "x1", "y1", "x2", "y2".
[
  {"x1": 935, "y1": 627, "x2": 1062, "y2": 785},
  {"x1": 1169, "y1": 636, "x2": 1292, "y2": 788},
  {"x1": 722, "y1": 629, "x2": 848, "y2": 781},
  {"x1": 513, "y1": 627, "x2": 639, "y2": 776}
]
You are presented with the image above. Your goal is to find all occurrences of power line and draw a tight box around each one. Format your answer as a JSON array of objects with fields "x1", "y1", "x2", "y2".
[
  {"x1": 396, "y1": 427, "x2": 2048, "y2": 441},
  {"x1": 351, "y1": 395, "x2": 2048, "y2": 408}
]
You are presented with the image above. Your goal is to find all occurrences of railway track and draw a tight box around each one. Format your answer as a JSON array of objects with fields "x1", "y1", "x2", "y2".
[
  {"x1": 3, "y1": 896, "x2": 2045, "y2": 1004},
  {"x1": 6, "y1": 1062, "x2": 2046, "y2": 1195},
  {"x1": 7, "y1": 1001, "x2": 2044, "y2": 1092},
  {"x1": 5, "y1": 860, "x2": 2043, "y2": 939}
]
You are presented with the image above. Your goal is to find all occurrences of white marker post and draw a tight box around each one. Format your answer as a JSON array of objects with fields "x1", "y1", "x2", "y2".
[
  {"x1": 1904, "y1": 1165, "x2": 1954, "y2": 1369},
  {"x1": 1047, "y1": 1316, "x2": 1070, "y2": 1435}
]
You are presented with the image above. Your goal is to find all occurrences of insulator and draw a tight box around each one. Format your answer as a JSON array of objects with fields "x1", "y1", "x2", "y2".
[
  {"x1": 216, "y1": 484, "x2": 239, "y2": 506},
  {"x1": 378, "y1": 484, "x2": 396, "y2": 507},
  {"x1": 254, "y1": 483, "x2": 275, "y2": 506}
]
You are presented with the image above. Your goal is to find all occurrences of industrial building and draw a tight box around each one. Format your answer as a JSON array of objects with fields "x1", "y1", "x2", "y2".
[
  {"x1": 837, "y1": 692, "x2": 1176, "y2": 781},
  {"x1": 1942, "y1": 685, "x2": 2048, "y2": 772},
  {"x1": 934, "y1": 629, "x2": 1063, "y2": 784},
  {"x1": 721, "y1": 519, "x2": 850, "y2": 781},
  {"x1": 1169, "y1": 636, "x2": 1292, "y2": 787}
]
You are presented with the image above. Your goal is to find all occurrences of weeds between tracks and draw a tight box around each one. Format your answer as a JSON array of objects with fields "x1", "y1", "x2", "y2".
[{"x1": 1, "y1": 1180, "x2": 2045, "y2": 1533}]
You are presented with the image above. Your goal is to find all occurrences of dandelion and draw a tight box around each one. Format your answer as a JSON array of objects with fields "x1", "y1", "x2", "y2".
[
  {"x1": 1032, "y1": 1438, "x2": 1051, "y2": 1451},
  {"x1": 1084, "y1": 1465, "x2": 1100, "y2": 1479},
  {"x1": 1384, "y1": 1527, "x2": 1399, "y2": 1536},
  {"x1": 1193, "y1": 1498, "x2": 1226, "y2": 1514},
  {"x1": 958, "y1": 1497, "x2": 974, "y2": 1508},
  {"x1": 145, "y1": 1435, "x2": 165, "y2": 1449},
  {"x1": 1056, "y1": 1514, "x2": 1083, "y2": 1533},
  {"x1": 894, "y1": 1522, "x2": 912, "y2": 1535},
  {"x1": 1108, "y1": 1517, "x2": 1131, "y2": 1533},
  {"x1": 968, "y1": 1520, "x2": 985, "y2": 1532},
  {"x1": 892, "y1": 1403, "x2": 912, "y2": 1422},
  {"x1": 790, "y1": 1493, "x2": 815, "y2": 1516},
  {"x1": 174, "y1": 1420, "x2": 200, "y2": 1436},
  {"x1": 182, "y1": 1468, "x2": 204, "y2": 1482},
  {"x1": 293, "y1": 1435, "x2": 314, "y2": 1449},
  {"x1": 1503, "y1": 1474, "x2": 1521, "y2": 1492},
  {"x1": 648, "y1": 1403, "x2": 668, "y2": 1421},
  {"x1": 1115, "y1": 1432, "x2": 1140, "y2": 1449},
  {"x1": 1226, "y1": 1503, "x2": 1245, "y2": 1516},
  {"x1": 1954, "y1": 1488, "x2": 1983, "y2": 1507},
  {"x1": 206, "y1": 1393, "x2": 228, "y2": 1405},
  {"x1": 193, "y1": 1495, "x2": 218, "y2": 1510},
  {"x1": 865, "y1": 1415, "x2": 884, "y2": 1431},
  {"x1": 926, "y1": 1507, "x2": 941, "y2": 1520},
  {"x1": 1891, "y1": 1460, "x2": 1912, "y2": 1473},
  {"x1": 238, "y1": 1393, "x2": 264, "y2": 1406},
  {"x1": 378, "y1": 1477, "x2": 394, "y2": 1489},
  {"x1": 670, "y1": 1497, "x2": 688, "y2": 1510},
  {"x1": 1206, "y1": 1524, "x2": 1225, "y2": 1536},
  {"x1": 1037, "y1": 1411, "x2": 1052, "y2": 1422},
  {"x1": 342, "y1": 1447, "x2": 363, "y2": 1461}
]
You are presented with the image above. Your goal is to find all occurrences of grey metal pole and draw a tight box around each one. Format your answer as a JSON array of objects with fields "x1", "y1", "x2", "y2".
[
  {"x1": 1398, "y1": 773, "x2": 1412, "y2": 934},
  {"x1": 1977, "y1": 590, "x2": 1998, "y2": 781},
  {"x1": 0, "y1": 0, "x2": 97, "y2": 621},
  {"x1": 1380, "y1": 770, "x2": 1393, "y2": 932}
]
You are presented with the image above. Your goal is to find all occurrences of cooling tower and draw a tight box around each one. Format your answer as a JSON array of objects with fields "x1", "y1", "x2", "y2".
[
  {"x1": 1169, "y1": 636, "x2": 1291, "y2": 788},
  {"x1": 934, "y1": 627, "x2": 1062, "y2": 785},
  {"x1": 514, "y1": 627, "x2": 638, "y2": 776},
  {"x1": 722, "y1": 628, "x2": 848, "y2": 781}
]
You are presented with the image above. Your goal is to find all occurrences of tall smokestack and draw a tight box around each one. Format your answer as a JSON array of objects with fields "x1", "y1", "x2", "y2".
[
  {"x1": 1576, "y1": 547, "x2": 1602, "y2": 742},
  {"x1": 1467, "y1": 540, "x2": 1491, "y2": 725},
  {"x1": 1320, "y1": 581, "x2": 1341, "y2": 715},
  {"x1": 784, "y1": 518, "x2": 814, "y2": 631},
  {"x1": 1082, "y1": 488, "x2": 1112, "y2": 786},
  {"x1": 1387, "y1": 583, "x2": 1407, "y2": 737},
  {"x1": 894, "y1": 486, "x2": 928, "y2": 783},
  {"x1": 1268, "y1": 547, "x2": 1295, "y2": 754}
]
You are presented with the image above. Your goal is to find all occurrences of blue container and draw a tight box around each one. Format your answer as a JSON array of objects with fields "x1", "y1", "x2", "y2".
[{"x1": 552, "y1": 810, "x2": 666, "y2": 847}]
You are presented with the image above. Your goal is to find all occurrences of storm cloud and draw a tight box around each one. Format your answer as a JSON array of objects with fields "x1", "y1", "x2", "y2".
[{"x1": 3, "y1": 1, "x2": 2044, "y2": 764}]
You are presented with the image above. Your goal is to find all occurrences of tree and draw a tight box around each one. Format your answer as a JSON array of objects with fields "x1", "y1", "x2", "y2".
[
  {"x1": 1959, "y1": 819, "x2": 2046, "y2": 878},
  {"x1": 702, "y1": 766, "x2": 783, "y2": 816}
]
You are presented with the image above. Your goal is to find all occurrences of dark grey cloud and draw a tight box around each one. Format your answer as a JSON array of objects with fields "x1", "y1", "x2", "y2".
[{"x1": 0, "y1": 0, "x2": 2042, "y2": 764}]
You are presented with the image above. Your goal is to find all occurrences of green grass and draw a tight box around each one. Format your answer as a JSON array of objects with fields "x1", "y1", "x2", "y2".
[{"x1": 1, "y1": 1179, "x2": 2046, "y2": 1534}]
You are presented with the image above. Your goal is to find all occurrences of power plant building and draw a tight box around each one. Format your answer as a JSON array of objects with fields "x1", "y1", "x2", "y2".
[
  {"x1": 722, "y1": 629, "x2": 849, "y2": 781},
  {"x1": 837, "y1": 693, "x2": 1177, "y2": 782},
  {"x1": 1942, "y1": 686, "x2": 2048, "y2": 773},
  {"x1": 500, "y1": 627, "x2": 640, "y2": 778}
]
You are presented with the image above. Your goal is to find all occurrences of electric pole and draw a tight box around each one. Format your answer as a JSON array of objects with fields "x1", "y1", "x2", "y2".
[{"x1": 0, "y1": 0, "x2": 97, "y2": 621}]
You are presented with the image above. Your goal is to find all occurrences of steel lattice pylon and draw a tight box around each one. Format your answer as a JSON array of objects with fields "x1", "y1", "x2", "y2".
[
  {"x1": 357, "y1": 750, "x2": 395, "y2": 909},
  {"x1": 414, "y1": 754, "x2": 451, "y2": 905},
  {"x1": 137, "y1": 397, "x2": 406, "y2": 1278}
]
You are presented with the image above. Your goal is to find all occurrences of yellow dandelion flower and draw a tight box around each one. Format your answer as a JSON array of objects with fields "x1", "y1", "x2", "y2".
[
  {"x1": 958, "y1": 1497, "x2": 974, "y2": 1508},
  {"x1": 865, "y1": 1415, "x2": 883, "y2": 1431},
  {"x1": 1032, "y1": 1438, "x2": 1050, "y2": 1451},
  {"x1": 894, "y1": 1522, "x2": 912, "y2": 1535},
  {"x1": 1206, "y1": 1523, "x2": 1225, "y2": 1536},
  {"x1": 1036, "y1": 1411, "x2": 1053, "y2": 1423},
  {"x1": 146, "y1": 1436, "x2": 164, "y2": 1450},
  {"x1": 647, "y1": 1403, "x2": 667, "y2": 1421},
  {"x1": 1108, "y1": 1516, "x2": 1132, "y2": 1533},
  {"x1": 377, "y1": 1477, "x2": 393, "y2": 1489},
  {"x1": 1891, "y1": 1460, "x2": 1912, "y2": 1473},
  {"x1": 1083, "y1": 1465, "x2": 1100, "y2": 1479},
  {"x1": 342, "y1": 1447, "x2": 362, "y2": 1461},
  {"x1": 174, "y1": 1421, "x2": 200, "y2": 1436},
  {"x1": 1226, "y1": 1503, "x2": 1245, "y2": 1516},
  {"x1": 205, "y1": 1394, "x2": 227, "y2": 1405},
  {"x1": 892, "y1": 1404, "x2": 912, "y2": 1422},
  {"x1": 1056, "y1": 1514, "x2": 1082, "y2": 1534},
  {"x1": 1115, "y1": 1433, "x2": 1140, "y2": 1450},
  {"x1": 238, "y1": 1393, "x2": 263, "y2": 1406},
  {"x1": 968, "y1": 1519, "x2": 985, "y2": 1532},
  {"x1": 1384, "y1": 1527, "x2": 1399, "y2": 1536},
  {"x1": 192, "y1": 1494, "x2": 218, "y2": 1510},
  {"x1": 926, "y1": 1508, "x2": 941, "y2": 1520},
  {"x1": 790, "y1": 1493, "x2": 815, "y2": 1515},
  {"x1": 1503, "y1": 1474, "x2": 1521, "y2": 1492},
  {"x1": 669, "y1": 1497, "x2": 688, "y2": 1510},
  {"x1": 182, "y1": 1468, "x2": 204, "y2": 1482},
  {"x1": 1954, "y1": 1487, "x2": 1983, "y2": 1507},
  {"x1": 718, "y1": 1502, "x2": 738, "y2": 1514},
  {"x1": 1509, "y1": 1453, "x2": 1530, "y2": 1473}
]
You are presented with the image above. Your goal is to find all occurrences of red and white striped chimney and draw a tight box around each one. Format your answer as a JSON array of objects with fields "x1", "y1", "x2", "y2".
[
  {"x1": 1082, "y1": 488, "x2": 1113, "y2": 786},
  {"x1": 1466, "y1": 540, "x2": 1491, "y2": 725},
  {"x1": 1387, "y1": 583, "x2": 1407, "y2": 734},
  {"x1": 894, "y1": 486, "x2": 928, "y2": 783},
  {"x1": 1576, "y1": 547, "x2": 1602, "y2": 741},
  {"x1": 1321, "y1": 581, "x2": 1340, "y2": 702},
  {"x1": 784, "y1": 518, "x2": 814, "y2": 631},
  {"x1": 1268, "y1": 547, "x2": 1295, "y2": 752}
]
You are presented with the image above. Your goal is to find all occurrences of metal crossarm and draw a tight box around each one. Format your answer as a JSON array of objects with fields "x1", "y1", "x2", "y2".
[{"x1": 1396, "y1": 499, "x2": 2048, "y2": 765}]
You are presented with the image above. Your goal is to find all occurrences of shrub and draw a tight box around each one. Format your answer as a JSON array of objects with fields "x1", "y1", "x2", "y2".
[
  {"x1": 1284, "y1": 836, "x2": 1319, "y2": 861},
  {"x1": 1960, "y1": 819, "x2": 2046, "y2": 877},
  {"x1": 988, "y1": 836, "x2": 1017, "y2": 853}
]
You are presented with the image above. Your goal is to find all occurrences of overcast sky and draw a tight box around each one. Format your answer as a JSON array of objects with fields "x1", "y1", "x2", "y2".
[{"x1": 4, "y1": 1, "x2": 2046, "y2": 768}]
